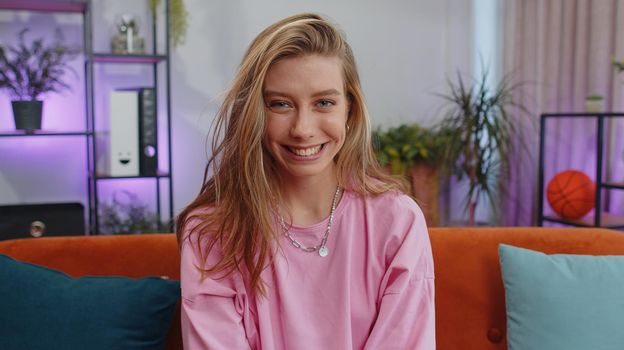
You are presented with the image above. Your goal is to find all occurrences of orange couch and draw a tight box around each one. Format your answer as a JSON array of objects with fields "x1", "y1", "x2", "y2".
[{"x1": 1, "y1": 227, "x2": 623, "y2": 349}]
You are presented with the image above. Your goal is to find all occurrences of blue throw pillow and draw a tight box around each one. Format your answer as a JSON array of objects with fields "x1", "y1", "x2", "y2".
[
  {"x1": 0, "y1": 254, "x2": 180, "y2": 350},
  {"x1": 499, "y1": 244, "x2": 624, "y2": 350}
]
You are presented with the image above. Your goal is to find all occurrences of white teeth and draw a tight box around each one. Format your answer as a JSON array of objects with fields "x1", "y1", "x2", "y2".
[{"x1": 288, "y1": 145, "x2": 322, "y2": 157}]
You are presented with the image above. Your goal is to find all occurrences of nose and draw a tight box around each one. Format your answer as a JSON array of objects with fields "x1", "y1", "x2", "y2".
[{"x1": 289, "y1": 108, "x2": 315, "y2": 139}]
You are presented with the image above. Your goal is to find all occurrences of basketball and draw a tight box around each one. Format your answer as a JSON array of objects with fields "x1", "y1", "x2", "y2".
[{"x1": 546, "y1": 170, "x2": 595, "y2": 220}]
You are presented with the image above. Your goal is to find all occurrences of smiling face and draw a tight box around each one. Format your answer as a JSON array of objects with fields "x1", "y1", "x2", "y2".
[{"x1": 263, "y1": 54, "x2": 349, "y2": 182}]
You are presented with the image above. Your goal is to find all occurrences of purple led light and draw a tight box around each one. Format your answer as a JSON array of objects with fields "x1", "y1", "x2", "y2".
[{"x1": 0, "y1": 0, "x2": 86, "y2": 13}]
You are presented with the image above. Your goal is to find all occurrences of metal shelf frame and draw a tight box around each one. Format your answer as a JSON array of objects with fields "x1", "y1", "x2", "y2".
[
  {"x1": 538, "y1": 112, "x2": 624, "y2": 229},
  {"x1": 0, "y1": 0, "x2": 174, "y2": 234}
]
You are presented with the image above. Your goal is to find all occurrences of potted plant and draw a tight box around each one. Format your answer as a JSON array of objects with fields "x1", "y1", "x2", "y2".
[
  {"x1": 373, "y1": 123, "x2": 449, "y2": 226},
  {"x1": 584, "y1": 95, "x2": 604, "y2": 113},
  {"x1": 0, "y1": 28, "x2": 80, "y2": 131},
  {"x1": 149, "y1": 0, "x2": 189, "y2": 47},
  {"x1": 612, "y1": 56, "x2": 624, "y2": 73},
  {"x1": 99, "y1": 191, "x2": 167, "y2": 234},
  {"x1": 437, "y1": 70, "x2": 528, "y2": 226}
]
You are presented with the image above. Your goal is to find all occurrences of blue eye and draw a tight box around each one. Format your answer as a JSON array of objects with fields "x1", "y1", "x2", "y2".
[
  {"x1": 268, "y1": 101, "x2": 291, "y2": 109},
  {"x1": 317, "y1": 100, "x2": 335, "y2": 108}
]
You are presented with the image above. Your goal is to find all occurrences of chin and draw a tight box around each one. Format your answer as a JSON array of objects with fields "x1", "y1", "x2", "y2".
[{"x1": 276, "y1": 155, "x2": 339, "y2": 178}]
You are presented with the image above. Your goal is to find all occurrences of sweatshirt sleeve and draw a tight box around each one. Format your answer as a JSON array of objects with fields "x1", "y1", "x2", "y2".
[
  {"x1": 180, "y1": 229, "x2": 255, "y2": 350},
  {"x1": 364, "y1": 198, "x2": 436, "y2": 350}
]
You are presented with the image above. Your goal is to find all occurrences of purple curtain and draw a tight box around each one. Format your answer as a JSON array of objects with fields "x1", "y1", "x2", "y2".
[{"x1": 501, "y1": 0, "x2": 624, "y2": 225}]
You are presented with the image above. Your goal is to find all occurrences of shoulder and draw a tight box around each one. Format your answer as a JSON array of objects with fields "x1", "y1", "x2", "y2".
[
  {"x1": 351, "y1": 190, "x2": 429, "y2": 260},
  {"x1": 179, "y1": 207, "x2": 233, "y2": 294},
  {"x1": 178, "y1": 206, "x2": 221, "y2": 270},
  {"x1": 345, "y1": 189, "x2": 427, "y2": 243},
  {"x1": 178, "y1": 206, "x2": 215, "y2": 242},
  {"x1": 360, "y1": 190, "x2": 424, "y2": 223}
]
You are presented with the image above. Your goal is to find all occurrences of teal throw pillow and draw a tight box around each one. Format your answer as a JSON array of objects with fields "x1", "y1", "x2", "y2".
[
  {"x1": 499, "y1": 244, "x2": 624, "y2": 350},
  {"x1": 0, "y1": 254, "x2": 180, "y2": 350}
]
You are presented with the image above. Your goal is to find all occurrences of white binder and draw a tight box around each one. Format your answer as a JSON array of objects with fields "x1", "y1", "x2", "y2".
[{"x1": 109, "y1": 90, "x2": 139, "y2": 176}]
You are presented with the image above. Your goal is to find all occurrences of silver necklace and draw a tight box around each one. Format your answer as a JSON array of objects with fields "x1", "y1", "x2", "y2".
[{"x1": 279, "y1": 186, "x2": 341, "y2": 257}]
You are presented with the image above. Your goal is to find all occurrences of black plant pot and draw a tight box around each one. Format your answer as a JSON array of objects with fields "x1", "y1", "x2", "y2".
[{"x1": 12, "y1": 100, "x2": 43, "y2": 131}]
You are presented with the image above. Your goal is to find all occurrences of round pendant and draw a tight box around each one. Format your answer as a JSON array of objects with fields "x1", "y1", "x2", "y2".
[{"x1": 318, "y1": 246, "x2": 329, "y2": 257}]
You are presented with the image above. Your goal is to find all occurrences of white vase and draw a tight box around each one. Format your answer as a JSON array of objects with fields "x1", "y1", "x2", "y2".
[{"x1": 584, "y1": 99, "x2": 604, "y2": 113}]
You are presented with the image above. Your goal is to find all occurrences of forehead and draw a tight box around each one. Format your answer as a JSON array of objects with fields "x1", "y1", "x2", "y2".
[{"x1": 263, "y1": 54, "x2": 345, "y2": 94}]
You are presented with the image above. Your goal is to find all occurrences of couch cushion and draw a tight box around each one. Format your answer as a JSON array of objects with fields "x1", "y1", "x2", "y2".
[
  {"x1": 429, "y1": 227, "x2": 624, "y2": 350},
  {"x1": 0, "y1": 254, "x2": 180, "y2": 350},
  {"x1": 499, "y1": 244, "x2": 624, "y2": 350},
  {"x1": 0, "y1": 234, "x2": 180, "y2": 279}
]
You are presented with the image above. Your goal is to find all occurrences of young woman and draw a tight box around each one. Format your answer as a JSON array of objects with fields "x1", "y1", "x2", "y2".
[{"x1": 178, "y1": 13, "x2": 435, "y2": 349}]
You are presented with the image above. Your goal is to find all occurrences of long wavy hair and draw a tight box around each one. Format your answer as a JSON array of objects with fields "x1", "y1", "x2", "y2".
[{"x1": 177, "y1": 13, "x2": 408, "y2": 296}]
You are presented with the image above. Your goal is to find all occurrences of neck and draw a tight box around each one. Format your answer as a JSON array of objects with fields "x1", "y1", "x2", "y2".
[{"x1": 279, "y1": 171, "x2": 340, "y2": 226}]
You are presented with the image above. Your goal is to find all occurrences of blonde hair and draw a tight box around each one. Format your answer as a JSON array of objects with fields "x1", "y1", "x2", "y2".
[{"x1": 177, "y1": 13, "x2": 407, "y2": 295}]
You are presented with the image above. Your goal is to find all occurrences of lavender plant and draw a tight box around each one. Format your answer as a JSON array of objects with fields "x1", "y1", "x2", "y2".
[{"x1": 0, "y1": 28, "x2": 80, "y2": 100}]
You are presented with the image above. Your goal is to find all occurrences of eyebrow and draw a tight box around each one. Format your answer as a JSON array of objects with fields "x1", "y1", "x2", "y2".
[{"x1": 263, "y1": 89, "x2": 342, "y2": 98}]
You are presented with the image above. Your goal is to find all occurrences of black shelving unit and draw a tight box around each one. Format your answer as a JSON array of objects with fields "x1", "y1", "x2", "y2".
[
  {"x1": 537, "y1": 112, "x2": 624, "y2": 229},
  {"x1": 0, "y1": 0, "x2": 174, "y2": 234},
  {"x1": 91, "y1": 53, "x2": 168, "y2": 64},
  {"x1": 0, "y1": 130, "x2": 92, "y2": 137}
]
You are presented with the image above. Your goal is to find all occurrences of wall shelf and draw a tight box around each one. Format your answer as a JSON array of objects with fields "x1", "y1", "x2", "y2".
[
  {"x1": 543, "y1": 214, "x2": 624, "y2": 229},
  {"x1": 0, "y1": 0, "x2": 86, "y2": 13},
  {"x1": 91, "y1": 54, "x2": 168, "y2": 64},
  {"x1": 92, "y1": 172, "x2": 171, "y2": 180},
  {"x1": 603, "y1": 182, "x2": 624, "y2": 190},
  {"x1": 0, "y1": 130, "x2": 92, "y2": 137},
  {"x1": 538, "y1": 112, "x2": 624, "y2": 229},
  {"x1": 0, "y1": 0, "x2": 174, "y2": 235}
]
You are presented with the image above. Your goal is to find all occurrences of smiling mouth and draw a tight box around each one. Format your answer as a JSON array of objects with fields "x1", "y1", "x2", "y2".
[{"x1": 284, "y1": 143, "x2": 326, "y2": 157}]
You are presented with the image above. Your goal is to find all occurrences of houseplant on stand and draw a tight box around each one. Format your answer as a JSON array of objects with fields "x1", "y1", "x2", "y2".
[
  {"x1": 99, "y1": 191, "x2": 166, "y2": 234},
  {"x1": 148, "y1": 0, "x2": 189, "y2": 48},
  {"x1": 373, "y1": 123, "x2": 449, "y2": 226},
  {"x1": 584, "y1": 95, "x2": 604, "y2": 113},
  {"x1": 437, "y1": 70, "x2": 528, "y2": 225},
  {"x1": 0, "y1": 28, "x2": 80, "y2": 131}
]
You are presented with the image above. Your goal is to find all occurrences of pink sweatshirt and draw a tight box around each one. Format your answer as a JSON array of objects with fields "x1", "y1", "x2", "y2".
[{"x1": 180, "y1": 190, "x2": 435, "y2": 349}]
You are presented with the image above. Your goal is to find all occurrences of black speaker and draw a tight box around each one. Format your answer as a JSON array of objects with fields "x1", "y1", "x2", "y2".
[
  {"x1": 0, "y1": 203, "x2": 85, "y2": 240},
  {"x1": 138, "y1": 87, "x2": 158, "y2": 176}
]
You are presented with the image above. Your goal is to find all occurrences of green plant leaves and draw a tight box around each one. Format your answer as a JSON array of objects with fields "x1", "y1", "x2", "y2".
[
  {"x1": 149, "y1": 0, "x2": 189, "y2": 48},
  {"x1": 372, "y1": 123, "x2": 449, "y2": 175},
  {"x1": 437, "y1": 69, "x2": 531, "y2": 224}
]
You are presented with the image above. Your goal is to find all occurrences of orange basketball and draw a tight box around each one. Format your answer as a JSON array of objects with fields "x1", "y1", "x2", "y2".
[{"x1": 546, "y1": 170, "x2": 595, "y2": 220}]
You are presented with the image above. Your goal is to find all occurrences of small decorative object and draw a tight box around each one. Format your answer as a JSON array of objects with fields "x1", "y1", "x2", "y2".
[
  {"x1": 546, "y1": 170, "x2": 595, "y2": 220},
  {"x1": 111, "y1": 15, "x2": 145, "y2": 54},
  {"x1": 612, "y1": 56, "x2": 624, "y2": 73},
  {"x1": 0, "y1": 28, "x2": 80, "y2": 131},
  {"x1": 584, "y1": 95, "x2": 604, "y2": 113},
  {"x1": 99, "y1": 190, "x2": 164, "y2": 234}
]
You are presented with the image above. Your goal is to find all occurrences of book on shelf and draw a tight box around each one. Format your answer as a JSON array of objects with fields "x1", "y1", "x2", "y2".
[
  {"x1": 101, "y1": 87, "x2": 158, "y2": 177},
  {"x1": 137, "y1": 87, "x2": 158, "y2": 176}
]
